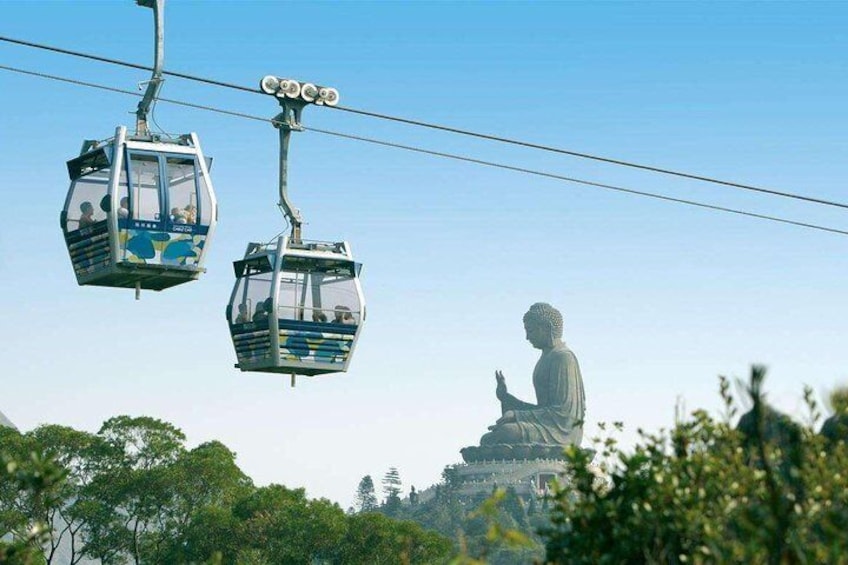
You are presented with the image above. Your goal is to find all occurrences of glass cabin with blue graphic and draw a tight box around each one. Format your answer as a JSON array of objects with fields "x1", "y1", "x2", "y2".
[
  {"x1": 227, "y1": 236, "x2": 365, "y2": 376},
  {"x1": 61, "y1": 126, "x2": 217, "y2": 292},
  {"x1": 59, "y1": 0, "x2": 217, "y2": 295},
  {"x1": 228, "y1": 75, "x2": 363, "y2": 380}
]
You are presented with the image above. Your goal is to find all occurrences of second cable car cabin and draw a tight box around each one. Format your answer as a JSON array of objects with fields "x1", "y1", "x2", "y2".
[
  {"x1": 60, "y1": 126, "x2": 217, "y2": 292},
  {"x1": 226, "y1": 236, "x2": 365, "y2": 376}
]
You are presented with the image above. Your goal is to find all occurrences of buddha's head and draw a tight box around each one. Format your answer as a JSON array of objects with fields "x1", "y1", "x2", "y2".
[{"x1": 522, "y1": 302, "x2": 563, "y2": 350}]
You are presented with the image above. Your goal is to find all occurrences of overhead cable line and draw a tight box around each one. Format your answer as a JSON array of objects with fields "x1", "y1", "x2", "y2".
[
  {"x1": 305, "y1": 126, "x2": 848, "y2": 237},
  {"x1": 330, "y1": 106, "x2": 848, "y2": 212},
  {"x1": 2, "y1": 34, "x2": 847, "y2": 212},
  {"x1": 2, "y1": 63, "x2": 847, "y2": 238},
  {"x1": 0, "y1": 64, "x2": 268, "y2": 124},
  {"x1": 0, "y1": 35, "x2": 256, "y2": 94}
]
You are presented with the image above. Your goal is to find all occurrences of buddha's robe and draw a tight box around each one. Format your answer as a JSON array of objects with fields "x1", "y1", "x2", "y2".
[{"x1": 499, "y1": 343, "x2": 585, "y2": 445}]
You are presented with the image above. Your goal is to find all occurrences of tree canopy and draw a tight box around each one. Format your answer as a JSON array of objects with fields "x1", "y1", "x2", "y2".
[
  {"x1": 1, "y1": 417, "x2": 453, "y2": 564},
  {"x1": 542, "y1": 367, "x2": 848, "y2": 564}
]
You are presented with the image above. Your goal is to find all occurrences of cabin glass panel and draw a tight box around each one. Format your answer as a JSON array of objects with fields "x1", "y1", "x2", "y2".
[
  {"x1": 231, "y1": 270, "x2": 273, "y2": 325},
  {"x1": 197, "y1": 167, "x2": 213, "y2": 226},
  {"x1": 128, "y1": 153, "x2": 161, "y2": 222},
  {"x1": 166, "y1": 156, "x2": 198, "y2": 225},
  {"x1": 64, "y1": 155, "x2": 111, "y2": 232},
  {"x1": 277, "y1": 271, "x2": 307, "y2": 321},
  {"x1": 278, "y1": 257, "x2": 361, "y2": 324},
  {"x1": 319, "y1": 275, "x2": 361, "y2": 325}
]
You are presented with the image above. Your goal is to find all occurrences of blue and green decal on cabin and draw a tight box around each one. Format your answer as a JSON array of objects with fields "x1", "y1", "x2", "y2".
[
  {"x1": 119, "y1": 229, "x2": 207, "y2": 266},
  {"x1": 279, "y1": 328, "x2": 354, "y2": 365}
]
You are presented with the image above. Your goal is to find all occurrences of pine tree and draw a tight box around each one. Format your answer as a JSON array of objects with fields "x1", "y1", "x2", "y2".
[
  {"x1": 382, "y1": 467, "x2": 402, "y2": 499},
  {"x1": 355, "y1": 475, "x2": 378, "y2": 512},
  {"x1": 382, "y1": 467, "x2": 403, "y2": 516}
]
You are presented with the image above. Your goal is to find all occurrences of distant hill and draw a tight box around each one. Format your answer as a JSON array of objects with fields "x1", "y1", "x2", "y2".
[{"x1": 0, "y1": 409, "x2": 16, "y2": 430}]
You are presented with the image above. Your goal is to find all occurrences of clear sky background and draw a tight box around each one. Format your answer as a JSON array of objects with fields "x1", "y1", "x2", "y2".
[{"x1": 1, "y1": 1, "x2": 846, "y2": 508}]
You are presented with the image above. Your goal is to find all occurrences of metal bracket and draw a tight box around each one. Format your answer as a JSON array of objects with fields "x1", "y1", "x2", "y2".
[{"x1": 272, "y1": 100, "x2": 307, "y2": 132}]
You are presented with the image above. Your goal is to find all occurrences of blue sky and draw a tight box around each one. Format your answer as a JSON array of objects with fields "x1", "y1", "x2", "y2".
[{"x1": 2, "y1": 1, "x2": 846, "y2": 507}]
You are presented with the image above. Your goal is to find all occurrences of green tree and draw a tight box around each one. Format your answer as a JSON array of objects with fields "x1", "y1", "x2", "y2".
[
  {"x1": 147, "y1": 440, "x2": 254, "y2": 563},
  {"x1": 382, "y1": 467, "x2": 402, "y2": 516},
  {"x1": 542, "y1": 366, "x2": 848, "y2": 564},
  {"x1": 0, "y1": 427, "x2": 40, "y2": 546},
  {"x1": 79, "y1": 415, "x2": 187, "y2": 564},
  {"x1": 338, "y1": 511, "x2": 453, "y2": 564},
  {"x1": 0, "y1": 433, "x2": 66, "y2": 565},
  {"x1": 820, "y1": 386, "x2": 848, "y2": 444},
  {"x1": 355, "y1": 475, "x2": 378, "y2": 513},
  {"x1": 231, "y1": 485, "x2": 348, "y2": 563},
  {"x1": 175, "y1": 504, "x2": 241, "y2": 563},
  {"x1": 29, "y1": 424, "x2": 108, "y2": 565},
  {"x1": 4, "y1": 415, "x2": 462, "y2": 564}
]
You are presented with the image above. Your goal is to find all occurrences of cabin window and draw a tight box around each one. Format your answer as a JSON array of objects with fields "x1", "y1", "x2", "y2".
[
  {"x1": 64, "y1": 167, "x2": 110, "y2": 232},
  {"x1": 277, "y1": 262, "x2": 360, "y2": 324},
  {"x1": 317, "y1": 275, "x2": 361, "y2": 325},
  {"x1": 128, "y1": 153, "x2": 161, "y2": 222},
  {"x1": 166, "y1": 156, "x2": 199, "y2": 225},
  {"x1": 231, "y1": 271, "x2": 273, "y2": 325}
]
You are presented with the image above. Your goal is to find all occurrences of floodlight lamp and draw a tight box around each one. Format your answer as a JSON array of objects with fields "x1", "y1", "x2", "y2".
[
  {"x1": 301, "y1": 83, "x2": 318, "y2": 103},
  {"x1": 260, "y1": 75, "x2": 280, "y2": 95}
]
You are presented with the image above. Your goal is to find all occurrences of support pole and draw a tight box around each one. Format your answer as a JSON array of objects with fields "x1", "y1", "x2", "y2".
[
  {"x1": 135, "y1": 0, "x2": 165, "y2": 137},
  {"x1": 277, "y1": 125, "x2": 304, "y2": 243}
]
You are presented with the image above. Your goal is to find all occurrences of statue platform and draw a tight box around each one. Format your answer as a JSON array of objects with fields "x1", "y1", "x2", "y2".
[
  {"x1": 448, "y1": 457, "x2": 571, "y2": 499},
  {"x1": 460, "y1": 443, "x2": 573, "y2": 463}
]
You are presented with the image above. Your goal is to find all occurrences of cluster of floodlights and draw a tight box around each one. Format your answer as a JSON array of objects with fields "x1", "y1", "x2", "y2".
[{"x1": 259, "y1": 76, "x2": 340, "y2": 106}]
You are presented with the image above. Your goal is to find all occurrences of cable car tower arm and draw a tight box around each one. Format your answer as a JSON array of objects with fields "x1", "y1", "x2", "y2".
[
  {"x1": 135, "y1": 0, "x2": 165, "y2": 137},
  {"x1": 260, "y1": 76, "x2": 339, "y2": 244},
  {"x1": 276, "y1": 111, "x2": 305, "y2": 243}
]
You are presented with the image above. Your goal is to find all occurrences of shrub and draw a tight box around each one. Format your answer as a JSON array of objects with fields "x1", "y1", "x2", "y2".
[{"x1": 543, "y1": 365, "x2": 848, "y2": 564}]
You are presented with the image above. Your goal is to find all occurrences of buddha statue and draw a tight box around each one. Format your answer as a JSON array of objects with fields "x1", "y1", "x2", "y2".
[{"x1": 462, "y1": 302, "x2": 585, "y2": 462}]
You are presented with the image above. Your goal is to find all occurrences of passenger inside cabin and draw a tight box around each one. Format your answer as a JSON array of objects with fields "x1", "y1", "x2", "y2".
[
  {"x1": 118, "y1": 197, "x2": 129, "y2": 219},
  {"x1": 78, "y1": 201, "x2": 96, "y2": 228},
  {"x1": 235, "y1": 303, "x2": 250, "y2": 324},
  {"x1": 312, "y1": 310, "x2": 328, "y2": 322},
  {"x1": 253, "y1": 298, "x2": 273, "y2": 323},
  {"x1": 252, "y1": 303, "x2": 267, "y2": 323},
  {"x1": 183, "y1": 204, "x2": 197, "y2": 224},
  {"x1": 333, "y1": 305, "x2": 356, "y2": 325},
  {"x1": 171, "y1": 207, "x2": 187, "y2": 224}
]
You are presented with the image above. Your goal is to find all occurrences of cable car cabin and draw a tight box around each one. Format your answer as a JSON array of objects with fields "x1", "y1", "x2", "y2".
[
  {"x1": 60, "y1": 125, "x2": 217, "y2": 291},
  {"x1": 226, "y1": 236, "x2": 365, "y2": 376}
]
